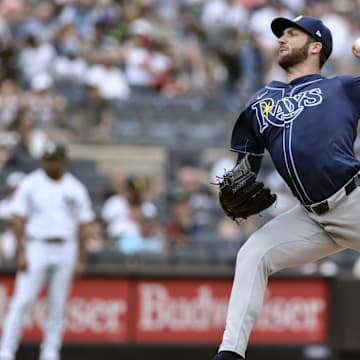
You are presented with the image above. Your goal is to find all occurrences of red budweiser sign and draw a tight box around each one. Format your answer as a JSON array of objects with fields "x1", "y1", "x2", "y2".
[
  {"x1": 0, "y1": 277, "x2": 130, "y2": 342},
  {"x1": 0, "y1": 275, "x2": 329, "y2": 344},
  {"x1": 135, "y1": 279, "x2": 230, "y2": 343},
  {"x1": 251, "y1": 280, "x2": 329, "y2": 343},
  {"x1": 135, "y1": 279, "x2": 329, "y2": 344}
]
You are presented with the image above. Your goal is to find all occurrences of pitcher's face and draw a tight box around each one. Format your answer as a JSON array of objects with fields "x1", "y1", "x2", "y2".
[{"x1": 277, "y1": 27, "x2": 315, "y2": 70}]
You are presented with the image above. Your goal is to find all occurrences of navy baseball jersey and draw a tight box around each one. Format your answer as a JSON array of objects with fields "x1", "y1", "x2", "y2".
[{"x1": 231, "y1": 73, "x2": 360, "y2": 205}]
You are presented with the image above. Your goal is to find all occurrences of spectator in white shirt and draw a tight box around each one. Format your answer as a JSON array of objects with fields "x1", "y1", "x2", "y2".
[
  {"x1": 18, "y1": 34, "x2": 56, "y2": 89},
  {"x1": 124, "y1": 18, "x2": 154, "y2": 90},
  {"x1": 101, "y1": 169, "x2": 132, "y2": 240},
  {"x1": 117, "y1": 201, "x2": 164, "y2": 256},
  {"x1": 86, "y1": 54, "x2": 130, "y2": 101}
]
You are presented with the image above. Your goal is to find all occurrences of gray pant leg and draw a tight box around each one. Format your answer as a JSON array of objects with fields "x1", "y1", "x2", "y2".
[{"x1": 219, "y1": 205, "x2": 343, "y2": 357}]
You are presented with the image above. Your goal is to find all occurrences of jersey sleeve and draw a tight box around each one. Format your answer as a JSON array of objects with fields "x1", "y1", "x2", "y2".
[
  {"x1": 230, "y1": 108, "x2": 265, "y2": 155},
  {"x1": 10, "y1": 180, "x2": 30, "y2": 218},
  {"x1": 76, "y1": 184, "x2": 95, "y2": 224},
  {"x1": 340, "y1": 74, "x2": 360, "y2": 113}
]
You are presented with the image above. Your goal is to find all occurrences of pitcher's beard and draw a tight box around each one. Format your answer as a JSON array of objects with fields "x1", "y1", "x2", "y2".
[{"x1": 278, "y1": 42, "x2": 310, "y2": 70}]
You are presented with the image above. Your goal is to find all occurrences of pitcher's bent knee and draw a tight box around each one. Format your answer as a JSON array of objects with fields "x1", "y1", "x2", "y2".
[{"x1": 235, "y1": 232, "x2": 272, "y2": 273}]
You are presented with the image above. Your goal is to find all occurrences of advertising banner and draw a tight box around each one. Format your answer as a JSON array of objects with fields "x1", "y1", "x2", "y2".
[
  {"x1": 135, "y1": 279, "x2": 329, "y2": 344},
  {"x1": 0, "y1": 277, "x2": 130, "y2": 342},
  {"x1": 0, "y1": 276, "x2": 329, "y2": 344}
]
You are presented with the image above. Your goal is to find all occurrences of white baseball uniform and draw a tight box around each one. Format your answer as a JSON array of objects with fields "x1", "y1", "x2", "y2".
[{"x1": 0, "y1": 169, "x2": 94, "y2": 360}]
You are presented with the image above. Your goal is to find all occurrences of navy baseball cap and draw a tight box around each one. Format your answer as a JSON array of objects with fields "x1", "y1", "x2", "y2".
[{"x1": 271, "y1": 15, "x2": 333, "y2": 59}]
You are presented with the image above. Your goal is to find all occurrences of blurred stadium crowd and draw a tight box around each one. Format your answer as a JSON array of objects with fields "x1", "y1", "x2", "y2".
[{"x1": 1, "y1": 0, "x2": 360, "y2": 272}]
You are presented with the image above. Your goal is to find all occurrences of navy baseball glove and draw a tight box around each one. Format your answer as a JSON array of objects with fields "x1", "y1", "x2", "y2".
[{"x1": 217, "y1": 155, "x2": 276, "y2": 220}]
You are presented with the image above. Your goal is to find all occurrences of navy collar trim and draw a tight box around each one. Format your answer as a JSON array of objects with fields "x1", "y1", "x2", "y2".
[{"x1": 268, "y1": 74, "x2": 323, "y2": 88}]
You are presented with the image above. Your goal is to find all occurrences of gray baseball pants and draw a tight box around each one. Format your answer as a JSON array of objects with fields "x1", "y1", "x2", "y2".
[{"x1": 219, "y1": 181, "x2": 360, "y2": 358}]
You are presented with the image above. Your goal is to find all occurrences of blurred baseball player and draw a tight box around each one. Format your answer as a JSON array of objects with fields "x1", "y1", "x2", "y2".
[
  {"x1": 214, "y1": 16, "x2": 360, "y2": 360},
  {"x1": 0, "y1": 142, "x2": 94, "y2": 360}
]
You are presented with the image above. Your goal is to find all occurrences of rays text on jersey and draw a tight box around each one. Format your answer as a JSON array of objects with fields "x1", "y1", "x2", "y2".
[{"x1": 251, "y1": 88, "x2": 323, "y2": 133}]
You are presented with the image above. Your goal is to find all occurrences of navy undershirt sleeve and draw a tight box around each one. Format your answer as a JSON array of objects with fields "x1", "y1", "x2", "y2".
[{"x1": 236, "y1": 152, "x2": 263, "y2": 174}]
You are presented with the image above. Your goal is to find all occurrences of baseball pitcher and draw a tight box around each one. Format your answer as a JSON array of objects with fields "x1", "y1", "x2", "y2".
[{"x1": 214, "y1": 15, "x2": 360, "y2": 360}]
